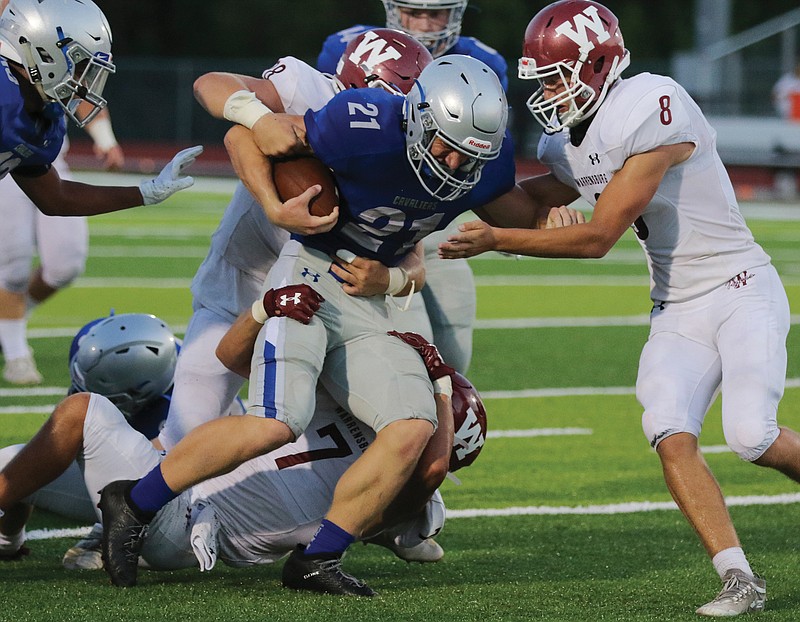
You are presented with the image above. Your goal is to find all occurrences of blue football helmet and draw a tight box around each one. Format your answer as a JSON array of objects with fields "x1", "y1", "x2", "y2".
[{"x1": 69, "y1": 313, "x2": 178, "y2": 419}]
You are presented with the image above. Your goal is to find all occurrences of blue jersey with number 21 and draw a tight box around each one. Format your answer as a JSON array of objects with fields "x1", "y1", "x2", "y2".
[{"x1": 299, "y1": 88, "x2": 515, "y2": 266}]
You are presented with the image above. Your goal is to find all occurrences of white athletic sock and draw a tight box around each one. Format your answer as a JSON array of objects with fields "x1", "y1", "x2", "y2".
[
  {"x1": 0, "y1": 319, "x2": 30, "y2": 360},
  {"x1": 712, "y1": 547, "x2": 754, "y2": 579},
  {"x1": 0, "y1": 525, "x2": 25, "y2": 553}
]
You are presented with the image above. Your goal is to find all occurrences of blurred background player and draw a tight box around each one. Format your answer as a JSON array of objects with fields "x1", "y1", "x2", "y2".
[
  {"x1": 158, "y1": 30, "x2": 432, "y2": 449},
  {"x1": 0, "y1": 99, "x2": 125, "y2": 385},
  {"x1": 771, "y1": 57, "x2": 800, "y2": 121},
  {"x1": 0, "y1": 0, "x2": 202, "y2": 217},
  {"x1": 316, "y1": 1, "x2": 507, "y2": 375},
  {"x1": 0, "y1": 306, "x2": 483, "y2": 576}
]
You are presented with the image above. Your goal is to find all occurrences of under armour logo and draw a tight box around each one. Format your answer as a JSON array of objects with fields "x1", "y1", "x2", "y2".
[
  {"x1": 279, "y1": 293, "x2": 302, "y2": 306},
  {"x1": 301, "y1": 268, "x2": 320, "y2": 282},
  {"x1": 589, "y1": 153, "x2": 601, "y2": 165}
]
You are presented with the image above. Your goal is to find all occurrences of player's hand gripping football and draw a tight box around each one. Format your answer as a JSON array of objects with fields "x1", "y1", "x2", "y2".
[
  {"x1": 253, "y1": 284, "x2": 325, "y2": 325},
  {"x1": 388, "y1": 331, "x2": 455, "y2": 381},
  {"x1": 139, "y1": 145, "x2": 204, "y2": 205}
]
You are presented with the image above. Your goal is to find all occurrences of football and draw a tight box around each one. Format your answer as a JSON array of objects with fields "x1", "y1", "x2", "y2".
[
  {"x1": 272, "y1": 156, "x2": 339, "y2": 217},
  {"x1": 449, "y1": 372, "x2": 488, "y2": 472}
]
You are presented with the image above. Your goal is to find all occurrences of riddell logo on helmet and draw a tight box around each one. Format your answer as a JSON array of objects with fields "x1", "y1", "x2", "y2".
[{"x1": 466, "y1": 137, "x2": 491, "y2": 152}]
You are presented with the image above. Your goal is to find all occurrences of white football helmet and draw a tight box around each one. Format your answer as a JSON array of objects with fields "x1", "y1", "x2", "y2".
[
  {"x1": 69, "y1": 313, "x2": 178, "y2": 420},
  {"x1": 0, "y1": 0, "x2": 115, "y2": 126},
  {"x1": 382, "y1": 0, "x2": 468, "y2": 57},
  {"x1": 404, "y1": 55, "x2": 507, "y2": 201}
]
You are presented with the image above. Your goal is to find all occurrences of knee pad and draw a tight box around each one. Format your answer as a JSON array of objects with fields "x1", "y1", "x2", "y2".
[
  {"x1": 724, "y1": 419, "x2": 780, "y2": 462},
  {"x1": 40, "y1": 254, "x2": 87, "y2": 289},
  {"x1": 0, "y1": 256, "x2": 32, "y2": 292},
  {"x1": 641, "y1": 410, "x2": 681, "y2": 449}
]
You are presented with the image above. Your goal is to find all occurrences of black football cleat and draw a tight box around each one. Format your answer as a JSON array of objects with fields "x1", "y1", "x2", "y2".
[
  {"x1": 0, "y1": 545, "x2": 30, "y2": 561},
  {"x1": 98, "y1": 480, "x2": 148, "y2": 587},
  {"x1": 281, "y1": 545, "x2": 376, "y2": 597}
]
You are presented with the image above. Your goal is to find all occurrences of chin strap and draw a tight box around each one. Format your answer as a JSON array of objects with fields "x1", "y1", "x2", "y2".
[{"x1": 387, "y1": 278, "x2": 416, "y2": 312}]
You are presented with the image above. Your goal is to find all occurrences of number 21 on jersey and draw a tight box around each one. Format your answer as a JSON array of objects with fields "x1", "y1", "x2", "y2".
[{"x1": 348, "y1": 102, "x2": 381, "y2": 130}]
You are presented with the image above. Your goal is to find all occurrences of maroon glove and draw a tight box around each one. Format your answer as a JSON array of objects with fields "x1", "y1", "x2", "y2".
[
  {"x1": 257, "y1": 284, "x2": 324, "y2": 324},
  {"x1": 388, "y1": 330, "x2": 455, "y2": 380}
]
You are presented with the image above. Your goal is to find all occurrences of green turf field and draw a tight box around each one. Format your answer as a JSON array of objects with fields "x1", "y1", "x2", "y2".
[{"x1": 1, "y1": 185, "x2": 799, "y2": 621}]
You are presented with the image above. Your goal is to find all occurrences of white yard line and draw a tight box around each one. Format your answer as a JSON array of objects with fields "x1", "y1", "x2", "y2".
[
  {"x1": 25, "y1": 491, "x2": 800, "y2": 542},
  {"x1": 447, "y1": 492, "x2": 800, "y2": 518},
  {"x1": 4, "y1": 378, "x2": 799, "y2": 411},
  {"x1": 22, "y1": 315, "x2": 799, "y2": 339}
]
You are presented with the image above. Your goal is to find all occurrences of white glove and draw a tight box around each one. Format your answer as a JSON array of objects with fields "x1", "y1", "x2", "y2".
[
  {"x1": 139, "y1": 145, "x2": 203, "y2": 205},
  {"x1": 189, "y1": 500, "x2": 220, "y2": 572}
]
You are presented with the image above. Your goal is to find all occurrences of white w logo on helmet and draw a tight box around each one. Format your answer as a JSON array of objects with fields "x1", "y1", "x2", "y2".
[
  {"x1": 555, "y1": 5, "x2": 610, "y2": 53},
  {"x1": 454, "y1": 405, "x2": 485, "y2": 461},
  {"x1": 347, "y1": 30, "x2": 401, "y2": 71}
]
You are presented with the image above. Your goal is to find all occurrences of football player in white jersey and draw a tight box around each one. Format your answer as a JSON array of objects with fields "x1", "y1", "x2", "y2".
[
  {"x1": 440, "y1": 1, "x2": 799, "y2": 616},
  {"x1": 0, "y1": 305, "x2": 484, "y2": 576},
  {"x1": 157, "y1": 30, "x2": 433, "y2": 452}
]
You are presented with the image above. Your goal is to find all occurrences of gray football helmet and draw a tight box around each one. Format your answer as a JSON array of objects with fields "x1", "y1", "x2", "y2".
[
  {"x1": 382, "y1": 0, "x2": 468, "y2": 57},
  {"x1": 0, "y1": 0, "x2": 115, "y2": 126},
  {"x1": 69, "y1": 313, "x2": 178, "y2": 419},
  {"x1": 404, "y1": 55, "x2": 507, "y2": 201}
]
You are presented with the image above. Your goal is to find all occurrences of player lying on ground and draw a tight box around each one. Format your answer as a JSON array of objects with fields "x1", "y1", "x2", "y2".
[{"x1": 0, "y1": 298, "x2": 485, "y2": 576}]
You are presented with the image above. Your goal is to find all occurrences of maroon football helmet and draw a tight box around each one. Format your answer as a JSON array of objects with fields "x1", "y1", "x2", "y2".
[
  {"x1": 449, "y1": 372, "x2": 487, "y2": 472},
  {"x1": 518, "y1": 0, "x2": 629, "y2": 132},
  {"x1": 335, "y1": 28, "x2": 433, "y2": 95}
]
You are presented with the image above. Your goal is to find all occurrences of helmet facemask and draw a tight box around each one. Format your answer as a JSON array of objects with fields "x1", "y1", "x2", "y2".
[
  {"x1": 518, "y1": 0, "x2": 630, "y2": 134},
  {"x1": 0, "y1": 0, "x2": 115, "y2": 127},
  {"x1": 406, "y1": 102, "x2": 487, "y2": 201},
  {"x1": 382, "y1": 0, "x2": 467, "y2": 57},
  {"x1": 519, "y1": 52, "x2": 626, "y2": 133},
  {"x1": 404, "y1": 56, "x2": 507, "y2": 201}
]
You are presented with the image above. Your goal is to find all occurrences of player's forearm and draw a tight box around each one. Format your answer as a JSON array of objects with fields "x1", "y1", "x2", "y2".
[
  {"x1": 22, "y1": 180, "x2": 143, "y2": 216},
  {"x1": 224, "y1": 125, "x2": 283, "y2": 221},
  {"x1": 492, "y1": 224, "x2": 610, "y2": 259},
  {"x1": 216, "y1": 310, "x2": 261, "y2": 378},
  {"x1": 194, "y1": 73, "x2": 254, "y2": 119}
]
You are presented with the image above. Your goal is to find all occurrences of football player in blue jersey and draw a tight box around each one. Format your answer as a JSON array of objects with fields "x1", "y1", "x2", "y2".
[
  {"x1": 0, "y1": 0, "x2": 201, "y2": 217},
  {"x1": 98, "y1": 55, "x2": 581, "y2": 596},
  {"x1": 317, "y1": 0, "x2": 507, "y2": 89},
  {"x1": 316, "y1": 0, "x2": 508, "y2": 376}
]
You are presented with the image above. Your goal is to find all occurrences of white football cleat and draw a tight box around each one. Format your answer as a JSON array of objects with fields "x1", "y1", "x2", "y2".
[
  {"x1": 62, "y1": 523, "x2": 103, "y2": 570},
  {"x1": 3, "y1": 352, "x2": 42, "y2": 385},
  {"x1": 365, "y1": 531, "x2": 444, "y2": 563},
  {"x1": 696, "y1": 569, "x2": 766, "y2": 617}
]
